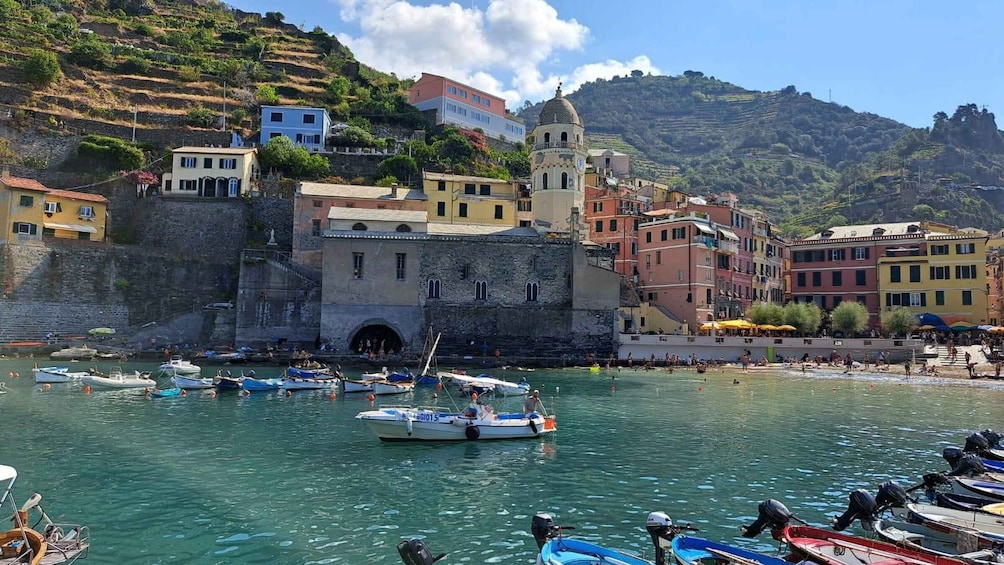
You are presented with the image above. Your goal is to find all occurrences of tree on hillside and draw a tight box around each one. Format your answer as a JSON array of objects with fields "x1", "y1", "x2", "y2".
[
  {"x1": 259, "y1": 136, "x2": 329, "y2": 179},
  {"x1": 255, "y1": 84, "x2": 279, "y2": 105},
  {"x1": 830, "y1": 301, "x2": 868, "y2": 336},
  {"x1": 68, "y1": 34, "x2": 112, "y2": 70},
  {"x1": 0, "y1": 0, "x2": 19, "y2": 21},
  {"x1": 21, "y1": 49, "x2": 61, "y2": 88},
  {"x1": 376, "y1": 154, "x2": 418, "y2": 184}
]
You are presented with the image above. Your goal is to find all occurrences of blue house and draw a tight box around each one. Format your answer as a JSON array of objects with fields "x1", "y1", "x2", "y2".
[{"x1": 260, "y1": 105, "x2": 332, "y2": 152}]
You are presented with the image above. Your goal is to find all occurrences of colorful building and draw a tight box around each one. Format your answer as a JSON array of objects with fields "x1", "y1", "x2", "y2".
[
  {"x1": 161, "y1": 147, "x2": 260, "y2": 198},
  {"x1": 530, "y1": 86, "x2": 588, "y2": 234},
  {"x1": 0, "y1": 172, "x2": 107, "y2": 243},
  {"x1": 40, "y1": 189, "x2": 108, "y2": 241},
  {"x1": 421, "y1": 172, "x2": 518, "y2": 227},
  {"x1": 791, "y1": 221, "x2": 989, "y2": 329},
  {"x1": 584, "y1": 178, "x2": 645, "y2": 279},
  {"x1": 293, "y1": 181, "x2": 427, "y2": 269},
  {"x1": 260, "y1": 105, "x2": 331, "y2": 151},
  {"x1": 408, "y1": 73, "x2": 525, "y2": 141}
]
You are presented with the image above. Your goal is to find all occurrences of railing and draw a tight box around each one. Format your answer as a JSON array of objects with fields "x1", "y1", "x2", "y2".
[
  {"x1": 717, "y1": 240, "x2": 739, "y2": 254},
  {"x1": 532, "y1": 141, "x2": 586, "y2": 151}
]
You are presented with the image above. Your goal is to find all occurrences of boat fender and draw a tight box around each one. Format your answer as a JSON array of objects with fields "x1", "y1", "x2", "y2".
[
  {"x1": 406, "y1": 416, "x2": 414, "y2": 436},
  {"x1": 529, "y1": 419, "x2": 538, "y2": 435},
  {"x1": 465, "y1": 425, "x2": 480, "y2": 440}
]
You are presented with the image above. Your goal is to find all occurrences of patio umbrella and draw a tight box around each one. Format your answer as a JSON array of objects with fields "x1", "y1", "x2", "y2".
[
  {"x1": 776, "y1": 324, "x2": 797, "y2": 331},
  {"x1": 949, "y1": 321, "x2": 974, "y2": 331},
  {"x1": 719, "y1": 319, "x2": 754, "y2": 329},
  {"x1": 87, "y1": 327, "x2": 116, "y2": 336},
  {"x1": 699, "y1": 321, "x2": 720, "y2": 331},
  {"x1": 758, "y1": 324, "x2": 778, "y2": 331},
  {"x1": 990, "y1": 326, "x2": 1004, "y2": 334},
  {"x1": 917, "y1": 324, "x2": 936, "y2": 331}
]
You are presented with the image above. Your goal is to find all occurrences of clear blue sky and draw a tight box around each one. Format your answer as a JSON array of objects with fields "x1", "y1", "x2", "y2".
[{"x1": 227, "y1": 0, "x2": 1004, "y2": 128}]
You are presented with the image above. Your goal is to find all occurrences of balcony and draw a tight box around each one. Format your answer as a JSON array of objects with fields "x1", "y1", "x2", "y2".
[
  {"x1": 717, "y1": 240, "x2": 739, "y2": 255},
  {"x1": 532, "y1": 141, "x2": 587, "y2": 152}
]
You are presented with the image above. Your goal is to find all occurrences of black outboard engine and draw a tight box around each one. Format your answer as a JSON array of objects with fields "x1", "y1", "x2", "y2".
[
  {"x1": 832, "y1": 489, "x2": 877, "y2": 531},
  {"x1": 943, "y1": 447, "x2": 965, "y2": 470},
  {"x1": 531, "y1": 513, "x2": 560, "y2": 550},
  {"x1": 946, "y1": 453, "x2": 986, "y2": 477},
  {"x1": 875, "y1": 481, "x2": 911, "y2": 512},
  {"x1": 982, "y1": 429, "x2": 1003, "y2": 448},
  {"x1": 646, "y1": 512, "x2": 673, "y2": 565},
  {"x1": 397, "y1": 538, "x2": 445, "y2": 565},
  {"x1": 741, "y1": 499, "x2": 794, "y2": 538},
  {"x1": 965, "y1": 432, "x2": 990, "y2": 454}
]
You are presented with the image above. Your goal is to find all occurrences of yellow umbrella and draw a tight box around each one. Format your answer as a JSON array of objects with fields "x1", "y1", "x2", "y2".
[
  {"x1": 758, "y1": 324, "x2": 778, "y2": 331},
  {"x1": 991, "y1": 326, "x2": 1004, "y2": 334},
  {"x1": 699, "y1": 321, "x2": 720, "y2": 331},
  {"x1": 777, "y1": 324, "x2": 797, "y2": 331},
  {"x1": 719, "y1": 319, "x2": 754, "y2": 329},
  {"x1": 918, "y1": 325, "x2": 937, "y2": 331}
]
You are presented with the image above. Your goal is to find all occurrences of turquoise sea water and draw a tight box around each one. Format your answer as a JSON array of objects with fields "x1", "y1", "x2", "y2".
[{"x1": 1, "y1": 360, "x2": 1002, "y2": 564}]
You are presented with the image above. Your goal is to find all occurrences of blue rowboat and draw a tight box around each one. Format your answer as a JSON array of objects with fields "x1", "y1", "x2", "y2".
[
  {"x1": 241, "y1": 377, "x2": 283, "y2": 392},
  {"x1": 532, "y1": 511, "x2": 697, "y2": 565},
  {"x1": 172, "y1": 375, "x2": 214, "y2": 389},
  {"x1": 539, "y1": 536, "x2": 653, "y2": 565},
  {"x1": 151, "y1": 387, "x2": 182, "y2": 398},
  {"x1": 672, "y1": 536, "x2": 791, "y2": 565}
]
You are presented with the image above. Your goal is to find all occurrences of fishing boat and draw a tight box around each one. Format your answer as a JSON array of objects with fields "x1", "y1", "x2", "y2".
[
  {"x1": 355, "y1": 401, "x2": 555, "y2": 442},
  {"x1": 342, "y1": 367, "x2": 388, "y2": 393},
  {"x1": 444, "y1": 372, "x2": 530, "y2": 397},
  {"x1": 672, "y1": 535, "x2": 792, "y2": 565},
  {"x1": 79, "y1": 367, "x2": 155, "y2": 389},
  {"x1": 213, "y1": 370, "x2": 243, "y2": 391},
  {"x1": 150, "y1": 387, "x2": 182, "y2": 398},
  {"x1": 287, "y1": 366, "x2": 335, "y2": 379},
  {"x1": 372, "y1": 380, "x2": 415, "y2": 395},
  {"x1": 48, "y1": 346, "x2": 96, "y2": 361},
  {"x1": 32, "y1": 366, "x2": 88, "y2": 384},
  {"x1": 282, "y1": 375, "x2": 339, "y2": 391},
  {"x1": 241, "y1": 376, "x2": 283, "y2": 392},
  {"x1": 530, "y1": 511, "x2": 698, "y2": 565},
  {"x1": 0, "y1": 464, "x2": 89, "y2": 564},
  {"x1": 782, "y1": 525, "x2": 972, "y2": 565},
  {"x1": 158, "y1": 356, "x2": 201, "y2": 376},
  {"x1": 900, "y1": 503, "x2": 1004, "y2": 542},
  {"x1": 171, "y1": 374, "x2": 214, "y2": 389}
]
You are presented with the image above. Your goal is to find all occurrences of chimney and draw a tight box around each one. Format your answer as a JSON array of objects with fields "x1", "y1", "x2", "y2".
[
  {"x1": 0, "y1": 166, "x2": 9, "y2": 179},
  {"x1": 390, "y1": 182, "x2": 399, "y2": 199}
]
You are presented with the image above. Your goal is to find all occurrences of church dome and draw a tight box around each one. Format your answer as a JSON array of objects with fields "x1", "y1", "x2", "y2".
[{"x1": 537, "y1": 86, "x2": 581, "y2": 127}]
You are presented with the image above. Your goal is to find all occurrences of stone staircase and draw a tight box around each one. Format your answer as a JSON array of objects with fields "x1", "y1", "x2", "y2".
[{"x1": 927, "y1": 343, "x2": 990, "y2": 367}]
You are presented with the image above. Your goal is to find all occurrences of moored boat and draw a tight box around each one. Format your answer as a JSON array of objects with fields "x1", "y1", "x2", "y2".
[
  {"x1": 372, "y1": 380, "x2": 414, "y2": 395},
  {"x1": 0, "y1": 463, "x2": 90, "y2": 564},
  {"x1": 355, "y1": 402, "x2": 555, "y2": 442},
  {"x1": 79, "y1": 367, "x2": 155, "y2": 389},
  {"x1": 672, "y1": 534, "x2": 792, "y2": 565},
  {"x1": 171, "y1": 375, "x2": 214, "y2": 390},
  {"x1": 158, "y1": 356, "x2": 201, "y2": 375},
  {"x1": 241, "y1": 376, "x2": 283, "y2": 392},
  {"x1": 282, "y1": 376, "x2": 339, "y2": 391},
  {"x1": 782, "y1": 524, "x2": 972, "y2": 565},
  {"x1": 49, "y1": 346, "x2": 96, "y2": 360},
  {"x1": 530, "y1": 511, "x2": 698, "y2": 565},
  {"x1": 150, "y1": 387, "x2": 182, "y2": 398},
  {"x1": 33, "y1": 366, "x2": 88, "y2": 384},
  {"x1": 213, "y1": 370, "x2": 243, "y2": 391}
]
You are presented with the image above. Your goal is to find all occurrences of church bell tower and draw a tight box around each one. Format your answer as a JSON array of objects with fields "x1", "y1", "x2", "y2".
[{"x1": 530, "y1": 85, "x2": 588, "y2": 234}]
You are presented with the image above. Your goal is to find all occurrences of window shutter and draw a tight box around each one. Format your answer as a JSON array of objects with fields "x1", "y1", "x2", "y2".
[
  {"x1": 29, "y1": 224, "x2": 37, "y2": 235},
  {"x1": 12, "y1": 223, "x2": 18, "y2": 234},
  {"x1": 864, "y1": 248, "x2": 870, "y2": 259},
  {"x1": 921, "y1": 293, "x2": 927, "y2": 307},
  {"x1": 56, "y1": 202, "x2": 62, "y2": 213}
]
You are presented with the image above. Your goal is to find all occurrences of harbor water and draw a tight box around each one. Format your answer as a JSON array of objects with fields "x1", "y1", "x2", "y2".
[{"x1": 1, "y1": 359, "x2": 1002, "y2": 564}]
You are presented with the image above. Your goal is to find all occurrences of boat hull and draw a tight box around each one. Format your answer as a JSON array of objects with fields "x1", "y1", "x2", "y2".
[
  {"x1": 672, "y1": 535, "x2": 790, "y2": 565},
  {"x1": 172, "y1": 375, "x2": 214, "y2": 389},
  {"x1": 537, "y1": 537, "x2": 651, "y2": 565},
  {"x1": 34, "y1": 368, "x2": 87, "y2": 383},
  {"x1": 282, "y1": 378, "x2": 339, "y2": 390},
  {"x1": 783, "y1": 525, "x2": 970, "y2": 565},
  {"x1": 356, "y1": 407, "x2": 555, "y2": 442},
  {"x1": 372, "y1": 381, "x2": 414, "y2": 395},
  {"x1": 342, "y1": 379, "x2": 377, "y2": 393},
  {"x1": 151, "y1": 388, "x2": 182, "y2": 398},
  {"x1": 80, "y1": 373, "x2": 155, "y2": 389},
  {"x1": 241, "y1": 378, "x2": 283, "y2": 391}
]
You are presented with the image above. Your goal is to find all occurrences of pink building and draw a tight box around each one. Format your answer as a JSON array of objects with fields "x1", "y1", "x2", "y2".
[{"x1": 408, "y1": 73, "x2": 525, "y2": 141}]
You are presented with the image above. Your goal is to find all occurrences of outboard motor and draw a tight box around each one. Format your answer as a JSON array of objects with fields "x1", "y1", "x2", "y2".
[
  {"x1": 832, "y1": 489, "x2": 877, "y2": 531},
  {"x1": 982, "y1": 429, "x2": 1003, "y2": 448},
  {"x1": 920, "y1": 472, "x2": 949, "y2": 502},
  {"x1": 965, "y1": 432, "x2": 990, "y2": 454},
  {"x1": 875, "y1": 481, "x2": 911, "y2": 512},
  {"x1": 531, "y1": 513, "x2": 561, "y2": 550},
  {"x1": 943, "y1": 447, "x2": 965, "y2": 470},
  {"x1": 742, "y1": 499, "x2": 794, "y2": 539},
  {"x1": 947, "y1": 453, "x2": 986, "y2": 477},
  {"x1": 646, "y1": 512, "x2": 673, "y2": 565},
  {"x1": 397, "y1": 538, "x2": 445, "y2": 565}
]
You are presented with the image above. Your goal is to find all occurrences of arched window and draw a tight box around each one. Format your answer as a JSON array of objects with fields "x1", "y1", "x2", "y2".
[
  {"x1": 526, "y1": 282, "x2": 539, "y2": 302},
  {"x1": 475, "y1": 280, "x2": 487, "y2": 301},
  {"x1": 543, "y1": 132, "x2": 551, "y2": 143},
  {"x1": 560, "y1": 132, "x2": 568, "y2": 142},
  {"x1": 352, "y1": 223, "x2": 367, "y2": 231},
  {"x1": 541, "y1": 173, "x2": 548, "y2": 189},
  {"x1": 396, "y1": 224, "x2": 411, "y2": 232},
  {"x1": 427, "y1": 279, "x2": 441, "y2": 299},
  {"x1": 228, "y1": 178, "x2": 239, "y2": 197},
  {"x1": 561, "y1": 172, "x2": 568, "y2": 189}
]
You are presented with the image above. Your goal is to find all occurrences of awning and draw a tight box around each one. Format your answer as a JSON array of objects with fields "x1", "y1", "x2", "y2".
[
  {"x1": 717, "y1": 227, "x2": 739, "y2": 241},
  {"x1": 43, "y1": 221, "x2": 97, "y2": 234},
  {"x1": 693, "y1": 223, "x2": 715, "y2": 235}
]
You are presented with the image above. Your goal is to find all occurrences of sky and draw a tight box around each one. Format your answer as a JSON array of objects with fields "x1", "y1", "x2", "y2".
[{"x1": 226, "y1": 0, "x2": 1004, "y2": 128}]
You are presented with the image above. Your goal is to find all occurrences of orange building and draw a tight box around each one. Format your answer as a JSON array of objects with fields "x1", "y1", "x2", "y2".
[{"x1": 408, "y1": 73, "x2": 525, "y2": 141}]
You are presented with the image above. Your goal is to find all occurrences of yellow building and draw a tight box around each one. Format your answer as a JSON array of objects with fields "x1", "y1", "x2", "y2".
[
  {"x1": 160, "y1": 147, "x2": 260, "y2": 198},
  {"x1": 876, "y1": 225, "x2": 989, "y2": 325},
  {"x1": 41, "y1": 189, "x2": 108, "y2": 241},
  {"x1": 422, "y1": 171, "x2": 517, "y2": 226},
  {"x1": 0, "y1": 173, "x2": 48, "y2": 243}
]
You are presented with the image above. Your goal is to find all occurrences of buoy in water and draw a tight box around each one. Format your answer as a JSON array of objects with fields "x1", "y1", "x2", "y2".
[
  {"x1": 43, "y1": 383, "x2": 50, "y2": 390},
  {"x1": 432, "y1": 393, "x2": 438, "y2": 399},
  {"x1": 244, "y1": 390, "x2": 251, "y2": 396},
  {"x1": 367, "y1": 393, "x2": 375, "y2": 401},
  {"x1": 436, "y1": 381, "x2": 442, "y2": 390},
  {"x1": 181, "y1": 389, "x2": 187, "y2": 397},
  {"x1": 610, "y1": 385, "x2": 616, "y2": 392},
  {"x1": 13, "y1": 372, "x2": 18, "y2": 378},
  {"x1": 84, "y1": 385, "x2": 91, "y2": 394},
  {"x1": 208, "y1": 390, "x2": 217, "y2": 398},
  {"x1": 285, "y1": 390, "x2": 292, "y2": 397},
  {"x1": 698, "y1": 386, "x2": 703, "y2": 391},
  {"x1": 329, "y1": 392, "x2": 336, "y2": 400}
]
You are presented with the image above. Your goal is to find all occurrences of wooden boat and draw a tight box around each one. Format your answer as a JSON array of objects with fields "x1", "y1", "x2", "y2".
[
  {"x1": 49, "y1": 346, "x2": 96, "y2": 360},
  {"x1": 934, "y1": 492, "x2": 1002, "y2": 511},
  {"x1": 282, "y1": 376, "x2": 339, "y2": 390},
  {"x1": 32, "y1": 366, "x2": 88, "y2": 384},
  {"x1": 0, "y1": 464, "x2": 89, "y2": 564},
  {"x1": 158, "y1": 356, "x2": 201, "y2": 375},
  {"x1": 213, "y1": 370, "x2": 243, "y2": 391},
  {"x1": 782, "y1": 525, "x2": 971, "y2": 565},
  {"x1": 902, "y1": 502, "x2": 1004, "y2": 541},
  {"x1": 872, "y1": 515, "x2": 1003, "y2": 562},
  {"x1": 79, "y1": 367, "x2": 155, "y2": 389},
  {"x1": 372, "y1": 380, "x2": 415, "y2": 395},
  {"x1": 241, "y1": 376, "x2": 283, "y2": 392},
  {"x1": 356, "y1": 403, "x2": 555, "y2": 442},
  {"x1": 171, "y1": 375, "x2": 214, "y2": 389},
  {"x1": 150, "y1": 387, "x2": 182, "y2": 398},
  {"x1": 672, "y1": 535, "x2": 791, "y2": 565}
]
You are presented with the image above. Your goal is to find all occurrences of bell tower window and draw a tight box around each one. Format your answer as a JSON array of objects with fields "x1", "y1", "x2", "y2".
[
  {"x1": 560, "y1": 132, "x2": 567, "y2": 142},
  {"x1": 542, "y1": 173, "x2": 548, "y2": 189},
  {"x1": 543, "y1": 132, "x2": 550, "y2": 143},
  {"x1": 561, "y1": 172, "x2": 568, "y2": 189}
]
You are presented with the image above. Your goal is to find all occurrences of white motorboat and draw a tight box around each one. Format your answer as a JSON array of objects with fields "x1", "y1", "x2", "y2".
[
  {"x1": 171, "y1": 375, "x2": 215, "y2": 389},
  {"x1": 33, "y1": 366, "x2": 89, "y2": 384},
  {"x1": 49, "y1": 346, "x2": 96, "y2": 360},
  {"x1": 445, "y1": 372, "x2": 531, "y2": 397},
  {"x1": 158, "y1": 356, "x2": 201, "y2": 375},
  {"x1": 80, "y1": 367, "x2": 156, "y2": 389},
  {"x1": 356, "y1": 403, "x2": 556, "y2": 442},
  {"x1": 282, "y1": 376, "x2": 340, "y2": 391},
  {"x1": 372, "y1": 380, "x2": 415, "y2": 395},
  {"x1": 900, "y1": 502, "x2": 1004, "y2": 541},
  {"x1": 0, "y1": 463, "x2": 90, "y2": 564},
  {"x1": 342, "y1": 367, "x2": 389, "y2": 393}
]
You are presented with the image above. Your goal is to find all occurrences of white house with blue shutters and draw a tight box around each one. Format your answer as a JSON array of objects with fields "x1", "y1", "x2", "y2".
[{"x1": 260, "y1": 105, "x2": 332, "y2": 152}]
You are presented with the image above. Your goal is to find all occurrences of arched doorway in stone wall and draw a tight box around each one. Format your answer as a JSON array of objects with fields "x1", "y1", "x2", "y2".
[{"x1": 350, "y1": 323, "x2": 403, "y2": 356}]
